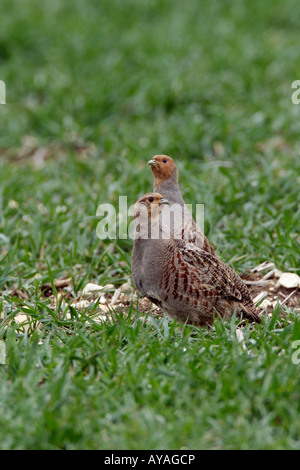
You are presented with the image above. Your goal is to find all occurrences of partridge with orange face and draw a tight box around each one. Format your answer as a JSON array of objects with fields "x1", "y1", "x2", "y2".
[
  {"x1": 147, "y1": 155, "x2": 216, "y2": 255},
  {"x1": 131, "y1": 193, "x2": 261, "y2": 326}
]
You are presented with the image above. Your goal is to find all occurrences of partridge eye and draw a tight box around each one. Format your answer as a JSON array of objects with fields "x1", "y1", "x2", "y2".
[
  {"x1": 148, "y1": 197, "x2": 154, "y2": 202},
  {"x1": 163, "y1": 159, "x2": 167, "y2": 163}
]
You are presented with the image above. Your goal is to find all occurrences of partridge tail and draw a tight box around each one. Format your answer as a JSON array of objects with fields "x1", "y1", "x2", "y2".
[{"x1": 240, "y1": 303, "x2": 261, "y2": 324}]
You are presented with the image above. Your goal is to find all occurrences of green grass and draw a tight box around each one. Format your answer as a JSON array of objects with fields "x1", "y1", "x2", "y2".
[
  {"x1": 1, "y1": 312, "x2": 300, "y2": 449},
  {"x1": 0, "y1": 0, "x2": 300, "y2": 450}
]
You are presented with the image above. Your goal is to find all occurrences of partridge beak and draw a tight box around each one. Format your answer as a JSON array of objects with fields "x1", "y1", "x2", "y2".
[
  {"x1": 147, "y1": 159, "x2": 158, "y2": 166},
  {"x1": 159, "y1": 198, "x2": 169, "y2": 205}
]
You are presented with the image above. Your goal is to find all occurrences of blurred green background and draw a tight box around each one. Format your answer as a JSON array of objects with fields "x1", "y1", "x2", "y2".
[{"x1": 0, "y1": 0, "x2": 300, "y2": 450}]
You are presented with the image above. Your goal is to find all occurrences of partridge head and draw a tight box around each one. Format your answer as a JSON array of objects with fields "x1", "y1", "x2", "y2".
[
  {"x1": 133, "y1": 192, "x2": 169, "y2": 240},
  {"x1": 147, "y1": 155, "x2": 180, "y2": 196}
]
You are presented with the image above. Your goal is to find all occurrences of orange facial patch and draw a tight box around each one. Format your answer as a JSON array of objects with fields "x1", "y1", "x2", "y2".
[
  {"x1": 137, "y1": 192, "x2": 164, "y2": 205},
  {"x1": 150, "y1": 155, "x2": 177, "y2": 188}
]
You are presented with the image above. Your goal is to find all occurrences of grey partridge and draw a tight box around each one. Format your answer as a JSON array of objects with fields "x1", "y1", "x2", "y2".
[
  {"x1": 131, "y1": 193, "x2": 261, "y2": 326},
  {"x1": 147, "y1": 155, "x2": 216, "y2": 256}
]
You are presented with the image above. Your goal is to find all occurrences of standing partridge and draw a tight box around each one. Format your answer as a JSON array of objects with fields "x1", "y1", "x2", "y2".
[
  {"x1": 131, "y1": 193, "x2": 261, "y2": 326},
  {"x1": 147, "y1": 154, "x2": 216, "y2": 256}
]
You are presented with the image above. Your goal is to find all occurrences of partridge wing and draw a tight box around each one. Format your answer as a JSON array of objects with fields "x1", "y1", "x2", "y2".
[{"x1": 175, "y1": 241, "x2": 246, "y2": 302}]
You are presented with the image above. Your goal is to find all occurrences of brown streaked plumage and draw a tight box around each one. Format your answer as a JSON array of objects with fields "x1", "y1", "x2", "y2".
[
  {"x1": 147, "y1": 155, "x2": 216, "y2": 255},
  {"x1": 131, "y1": 193, "x2": 261, "y2": 326}
]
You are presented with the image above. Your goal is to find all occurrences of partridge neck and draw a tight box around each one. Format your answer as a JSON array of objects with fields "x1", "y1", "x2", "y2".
[{"x1": 154, "y1": 171, "x2": 185, "y2": 207}]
